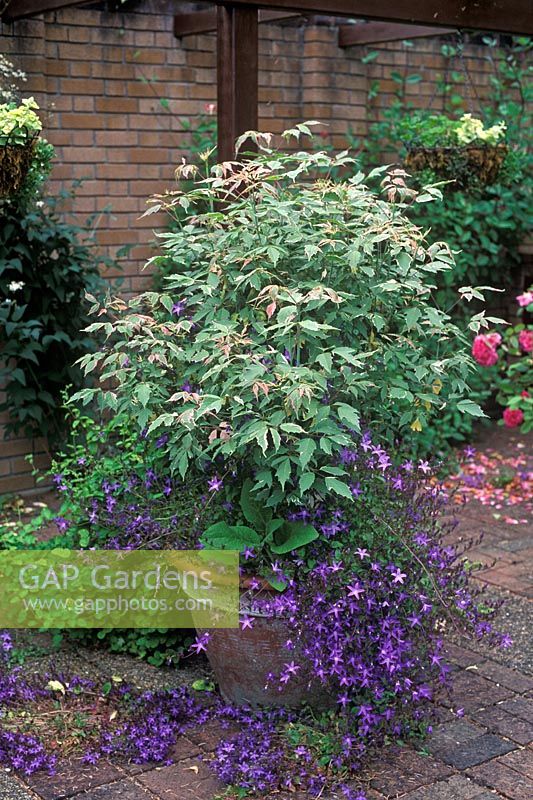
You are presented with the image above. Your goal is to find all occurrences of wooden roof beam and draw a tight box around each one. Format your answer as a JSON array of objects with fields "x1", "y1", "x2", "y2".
[
  {"x1": 339, "y1": 22, "x2": 456, "y2": 47},
  {"x1": 174, "y1": 7, "x2": 300, "y2": 38},
  {"x1": 224, "y1": 1, "x2": 533, "y2": 36},
  {"x1": 2, "y1": 0, "x2": 92, "y2": 22}
]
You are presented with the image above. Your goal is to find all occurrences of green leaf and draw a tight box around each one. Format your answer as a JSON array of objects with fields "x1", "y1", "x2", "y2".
[
  {"x1": 298, "y1": 438, "x2": 316, "y2": 470},
  {"x1": 275, "y1": 458, "x2": 291, "y2": 490},
  {"x1": 299, "y1": 319, "x2": 322, "y2": 332},
  {"x1": 325, "y1": 477, "x2": 353, "y2": 499},
  {"x1": 336, "y1": 403, "x2": 360, "y2": 431},
  {"x1": 304, "y1": 244, "x2": 320, "y2": 260},
  {"x1": 270, "y1": 522, "x2": 319, "y2": 554},
  {"x1": 265, "y1": 575, "x2": 287, "y2": 592},
  {"x1": 405, "y1": 308, "x2": 421, "y2": 329},
  {"x1": 456, "y1": 400, "x2": 486, "y2": 417},
  {"x1": 299, "y1": 472, "x2": 315, "y2": 493},
  {"x1": 78, "y1": 529, "x2": 90, "y2": 548},
  {"x1": 270, "y1": 427, "x2": 281, "y2": 451},
  {"x1": 316, "y1": 352, "x2": 333, "y2": 372},
  {"x1": 280, "y1": 423, "x2": 305, "y2": 434},
  {"x1": 239, "y1": 479, "x2": 265, "y2": 528},
  {"x1": 266, "y1": 518, "x2": 285, "y2": 535},
  {"x1": 389, "y1": 387, "x2": 413, "y2": 401},
  {"x1": 201, "y1": 522, "x2": 261, "y2": 551},
  {"x1": 136, "y1": 383, "x2": 151, "y2": 407},
  {"x1": 191, "y1": 679, "x2": 215, "y2": 692},
  {"x1": 267, "y1": 246, "x2": 280, "y2": 266}
]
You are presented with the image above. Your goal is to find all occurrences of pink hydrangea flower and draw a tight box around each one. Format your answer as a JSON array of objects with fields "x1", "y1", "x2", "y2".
[
  {"x1": 472, "y1": 334, "x2": 499, "y2": 366},
  {"x1": 518, "y1": 329, "x2": 533, "y2": 353},
  {"x1": 503, "y1": 407, "x2": 524, "y2": 428},
  {"x1": 517, "y1": 291, "x2": 533, "y2": 307}
]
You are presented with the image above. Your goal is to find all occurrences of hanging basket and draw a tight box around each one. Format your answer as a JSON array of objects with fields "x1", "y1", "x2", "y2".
[
  {"x1": 404, "y1": 143, "x2": 507, "y2": 189},
  {"x1": 0, "y1": 134, "x2": 38, "y2": 198}
]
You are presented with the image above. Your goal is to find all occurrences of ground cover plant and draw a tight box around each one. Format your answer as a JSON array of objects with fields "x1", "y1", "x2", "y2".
[
  {"x1": 0, "y1": 437, "x2": 509, "y2": 798},
  {"x1": 0, "y1": 406, "x2": 206, "y2": 666}
]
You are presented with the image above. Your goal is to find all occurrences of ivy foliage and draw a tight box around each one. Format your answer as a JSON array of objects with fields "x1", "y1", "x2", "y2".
[
  {"x1": 74, "y1": 127, "x2": 491, "y2": 511},
  {"x1": 0, "y1": 145, "x2": 105, "y2": 444}
]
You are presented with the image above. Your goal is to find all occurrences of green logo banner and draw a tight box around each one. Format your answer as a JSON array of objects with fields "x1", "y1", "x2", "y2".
[{"x1": 0, "y1": 550, "x2": 239, "y2": 629}]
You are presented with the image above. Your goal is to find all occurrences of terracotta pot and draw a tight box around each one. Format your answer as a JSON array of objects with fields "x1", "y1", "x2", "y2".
[{"x1": 199, "y1": 588, "x2": 333, "y2": 709}]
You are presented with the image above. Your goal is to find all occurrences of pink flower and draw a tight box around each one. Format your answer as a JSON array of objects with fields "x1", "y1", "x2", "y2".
[
  {"x1": 518, "y1": 329, "x2": 533, "y2": 353},
  {"x1": 521, "y1": 391, "x2": 530, "y2": 398},
  {"x1": 517, "y1": 291, "x2": 533, "y2": 307},
  {"x1": 486, "y1": 332, "x2": 502, "y2": 347},
  {"x1": 472, "y1": 334, "x2": 498, "y2": 366},
  {"x1": 503, "y1": 407, "x2": 524, "y2": 428}
]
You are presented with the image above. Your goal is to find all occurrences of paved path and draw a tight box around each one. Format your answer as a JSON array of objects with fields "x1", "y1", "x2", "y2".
[{"x1": 5, "y1": 427, "x2": 532, "y2": 800}]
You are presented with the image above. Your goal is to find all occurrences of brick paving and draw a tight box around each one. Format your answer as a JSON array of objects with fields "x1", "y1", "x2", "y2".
[{"x1": 4, "y1": 428, "x2": 532, "y2": 800}]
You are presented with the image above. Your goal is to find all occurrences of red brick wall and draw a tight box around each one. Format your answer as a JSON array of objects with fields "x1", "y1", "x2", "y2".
[{"x1": 0, "y1": 4, "x2": 530, "y2": 493}]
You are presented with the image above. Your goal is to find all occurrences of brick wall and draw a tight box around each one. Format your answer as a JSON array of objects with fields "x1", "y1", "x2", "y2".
[{"x1": 0, "y1": 3, "x2": 530, "y2": 493}]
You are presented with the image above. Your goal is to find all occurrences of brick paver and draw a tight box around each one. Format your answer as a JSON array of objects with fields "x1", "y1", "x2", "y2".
[{"x1": 9, "y1": 427, "x2": 531, "y2": 800}]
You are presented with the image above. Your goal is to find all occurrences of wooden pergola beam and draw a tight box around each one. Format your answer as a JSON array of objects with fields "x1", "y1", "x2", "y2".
[
  {"x1": 174, "y1": 7, "x2": 299, "y2": 37},
  {"x1": 217, "y1": 4, "x2": 258, "y2": 162},
  {"x1": 224, "y1": 0, "x2": 533, "y2": 36},
  {"x1": 2, "y1": 0, "x2": 91, "y2": 22},
  {"x1": 339, "y1": 22, "x2": 455, "y2": 47}
]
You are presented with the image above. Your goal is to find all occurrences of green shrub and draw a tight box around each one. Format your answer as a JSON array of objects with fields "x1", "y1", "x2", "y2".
[
  {"x1": 360, "y1": 37, "x2": 532, "y2": 313},
  {"x1": 74, "y1": 126, "x2": 491, "y2": 512},
  {"x1": 355, "y1": 37, "x2": 532, "y2": 455},
  {"x1": 0, "y1": 142, "x2": 105, "y2": 444},
  {"x1": 151, "y1": 110, "x2": 217, "y2": 291}
]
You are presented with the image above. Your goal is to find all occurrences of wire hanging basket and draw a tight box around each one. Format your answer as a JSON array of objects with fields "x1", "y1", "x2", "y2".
[
  {"x1": 0, "y1": 129, "x2": 38, "y2": 198},
  {"x1": 404, "y1": 143, "x2": 507, "y2": 189}
]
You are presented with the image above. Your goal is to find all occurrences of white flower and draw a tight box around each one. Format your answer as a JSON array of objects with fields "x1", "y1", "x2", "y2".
[{"x1": 8, "y1": 281, "x2": 24, "y2": 292}]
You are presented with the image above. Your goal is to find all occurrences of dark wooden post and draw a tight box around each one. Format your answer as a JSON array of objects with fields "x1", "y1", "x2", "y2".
[{"x1": 217, "y1": 3, "x2": 258, "y2": 162}]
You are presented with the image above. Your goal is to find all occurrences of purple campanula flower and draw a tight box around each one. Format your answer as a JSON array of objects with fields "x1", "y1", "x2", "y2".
[
  {"x1": 171, "y1": 299, "x2": 187, "y2": 317},
  {"x1": 190, "y1": 633, "x2": 210, "y2": 654},
  {"x1": 208, "y1": 475, "x2": 223, "y2": 492},
  {"x1": 347, "y1": 582, "x2": 365, "y2": 600}
]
